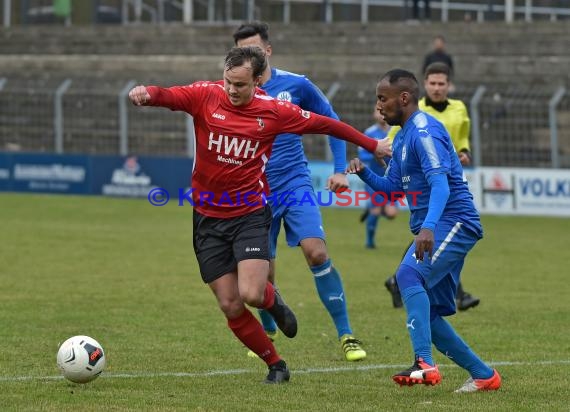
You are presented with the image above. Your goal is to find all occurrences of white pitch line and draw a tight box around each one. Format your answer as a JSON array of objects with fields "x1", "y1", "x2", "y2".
[{"x1": 1, "y1": 360, "x2": 569, "y2": 383}]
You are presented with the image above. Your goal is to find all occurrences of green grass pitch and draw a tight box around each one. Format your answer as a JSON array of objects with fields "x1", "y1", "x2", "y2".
[{"x1": 0, "y1": 193, "x2": 568, "y2": 411}]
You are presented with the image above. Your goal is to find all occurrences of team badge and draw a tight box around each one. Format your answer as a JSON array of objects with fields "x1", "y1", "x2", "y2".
[
  {"x1": 277, "y1": 91, "x2": 292, "y2": 102},
  {"x1": 256, "y1": 117, "x2": 265, "y2": 131}
]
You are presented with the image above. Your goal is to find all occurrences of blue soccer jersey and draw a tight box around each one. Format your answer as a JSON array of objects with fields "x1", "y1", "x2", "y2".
[
  {"x1": 360, "y1": 111, "x2": 482, "y2": 237},
  {"x1": 261, "y1": 68, "x2": 346, "y2": 192}
]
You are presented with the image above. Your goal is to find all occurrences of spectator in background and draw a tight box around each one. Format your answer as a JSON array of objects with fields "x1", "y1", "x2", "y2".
[
  {"x1": 359, "y1": 108, "x2": 398, "y2": 249},
  {"x1": 54, "y1": 0, "x2": 72, "y2": 26},
  {"x1": 384, "y1": 62, "x2": 480, "y2": 312},
  {"x1": 412, "y1": 0, "x2": 431, "y2": 21},
  {"x1": 422, "y1": 35, "x2": 454, "y2": 77}
]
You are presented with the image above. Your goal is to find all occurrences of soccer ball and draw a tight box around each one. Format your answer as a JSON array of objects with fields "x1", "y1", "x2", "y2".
[{"x1": 56, "y1": 335, "x2": 106, "y2": 383}]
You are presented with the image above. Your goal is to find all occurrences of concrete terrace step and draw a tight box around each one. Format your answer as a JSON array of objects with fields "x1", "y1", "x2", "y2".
[
  {"x1": 1, "y1": 22, "x2": 569, "y2": 56},
  {"x1": 1, "y1": 54, "x2": 569, "y2": 85}
]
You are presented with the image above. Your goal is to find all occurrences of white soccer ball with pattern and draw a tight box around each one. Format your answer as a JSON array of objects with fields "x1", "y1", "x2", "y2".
[{"x1": 56, "y1": 335, "x2": 106, "y2": 383}]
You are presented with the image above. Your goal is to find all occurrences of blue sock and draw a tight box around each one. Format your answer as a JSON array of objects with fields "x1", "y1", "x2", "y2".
[
  {"x1": 430, "y1": 314, "x2": 494, "y2": 379},
  {"x1": 366, "y1": 213, "x2": 378, "y2": 247},
  {"x1": 397, "y1": 265, "x2": 434, "y2": 366},
  {"x1": 311, "y1": 259, "x2": 352, "y2": 338},
  {"x1": 257, "y1": 309, "x2": 277, "y2": 334}
]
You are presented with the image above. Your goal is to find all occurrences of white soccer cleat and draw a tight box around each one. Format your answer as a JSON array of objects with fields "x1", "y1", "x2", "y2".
[{"x1": 455, "y1": 369, "x2": 501, "y2": 393}]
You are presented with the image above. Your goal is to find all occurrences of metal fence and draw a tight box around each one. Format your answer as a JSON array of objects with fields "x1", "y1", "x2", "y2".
[
  {"x1": 0, "y1": 77, "x2": 568, "y2": 168},
  {"x1": 332, "y1": 82, "x2": 570, "y2": 167},
  {"x1": 4, "y1": 0, "x2": 570, "y2": 26}
]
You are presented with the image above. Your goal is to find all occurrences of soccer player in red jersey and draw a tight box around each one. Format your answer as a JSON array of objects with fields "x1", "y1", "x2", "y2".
[{"x1": 129, "y1": 46, "x2": 391, "y2": 384}]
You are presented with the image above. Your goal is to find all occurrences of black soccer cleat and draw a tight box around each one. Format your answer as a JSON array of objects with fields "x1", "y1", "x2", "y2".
[
  {"x1": 264, "y1": 360, "x2": 290, "y2": 384},
  {"x1": 266, "y1": 288, "x2": 298, "y2": 338},
  {"x1": 392, "y1": 356, "x2": 441, "y2": 387},
  {"x1": 457, "y1": 293, "x2": 480, "y2": 311},
  {"x1": 384, "y1": 276, "x2": 403, "y2": 308}
]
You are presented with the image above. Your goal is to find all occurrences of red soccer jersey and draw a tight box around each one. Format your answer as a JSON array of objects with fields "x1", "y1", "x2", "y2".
[{"x1": 146, "y1": 81, "x2": 377, "y2": 218}]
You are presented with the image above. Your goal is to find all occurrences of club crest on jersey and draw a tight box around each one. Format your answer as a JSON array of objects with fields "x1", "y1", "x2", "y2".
[
  {"x1": 276, "y1": 91, "x2": 292, "y2": 102},
  {"x1": 256, "y1": 117, "x2": 265, "y2": 131},
  {"x1": 301, "y1": 110, "x2": 311, "y2": 119}
]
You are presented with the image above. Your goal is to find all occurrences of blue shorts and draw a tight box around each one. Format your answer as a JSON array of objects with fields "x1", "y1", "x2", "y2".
[
  {"x1": 268, "y1": 185, "x2": 325, "y2": 258},
  {"x1": 400, "y1": 220, "x2": 479, "y2": 317}
]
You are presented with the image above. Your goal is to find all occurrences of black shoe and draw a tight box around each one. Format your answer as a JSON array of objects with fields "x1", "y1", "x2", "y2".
[
  {"x1": 392, "y1": 356, "x2": 441, "y2": 386},
  {"x1": 384, "y1": 276, "x2": 403, "y2": 308},
  {"x1": 264, "y1": 360, "x2": 290, "y2": 384},
  {"x1": 457, "y1": 293, "x2": 480, "y2": 311},
  {"x1": 359, "y1": 209, "x2": 369, "y2": 223},
  {"x1": 266, "y1": 288, "x2": 298, "y2": 338}
]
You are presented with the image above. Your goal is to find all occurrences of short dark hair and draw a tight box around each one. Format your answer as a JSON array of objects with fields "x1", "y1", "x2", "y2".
[
  {"x1": 233, "y1": 22, "x2": 270, "y2": 45},
  {"x1": 381, "y1": 69, "x2": 420, "y2": 102},
  {"x1": 424, "y1": 62, "x2": 451, "y2": 80},
  {"x1": 224, "y1": 46, "x2": 267, "y2": 79}
]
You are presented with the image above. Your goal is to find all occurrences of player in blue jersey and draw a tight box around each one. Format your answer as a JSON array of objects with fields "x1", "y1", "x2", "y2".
[
  {"x1": 359, "y1": 108, "x2": 399, "y2": 249},
  {"x1": 233, "y1": 22, "x2": 367, "y2": 361},
  {"x1": 348, "y1": 69, "x2": 501, "y2": 392}
]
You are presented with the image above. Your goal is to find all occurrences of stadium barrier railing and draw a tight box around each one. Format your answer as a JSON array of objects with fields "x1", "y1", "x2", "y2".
[{"x1": 0, "y1": 77, "x2": 568, "y2": 168}]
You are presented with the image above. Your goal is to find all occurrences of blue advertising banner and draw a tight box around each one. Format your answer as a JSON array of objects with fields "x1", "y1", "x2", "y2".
[
  {"x1": 0, "y1": 153, "x2": 11, "y2": 191},
  {"x1": 91, "y1": 155, "x2": 194, "y2": 198},
  {"x1": 0, "y1": 153, "x2": 90, "y2": 194},
  {"x1": 0, "y1": 153, "x2": 194, "y2": 198},
  {"x1": 2, "y1": 154, "x2": 568, "y2": 216}
]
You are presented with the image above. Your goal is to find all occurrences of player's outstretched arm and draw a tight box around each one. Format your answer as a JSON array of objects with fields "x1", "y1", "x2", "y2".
[
  {"x1": 128, "y1": 85, "x2": 151, "y2": 106},
  {"x1": 374, "y1": 138, "x2": 392, "y2": 164}
]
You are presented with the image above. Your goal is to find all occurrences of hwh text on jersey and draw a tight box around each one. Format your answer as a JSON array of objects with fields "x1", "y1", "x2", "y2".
[{"x1": 208, "y1": 132, "x2": 260, "y2": 159}]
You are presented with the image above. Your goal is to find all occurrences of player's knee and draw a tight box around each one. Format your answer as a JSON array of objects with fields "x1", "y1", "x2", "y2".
[
  {"x1": 395, "y1": 264, "x2": 424, "y2": 290},
  {"x1": 218, "y1": 297, "x2": 243, "y2": 318},
  {"x1": 239, "y1": 287, "x2": 264, "y2": 308},
  {"x1": 383, "y1": 205, "x2": 398, "y2": 220},
  {"x1": 305, "y1": 248, "x2": 328, "y2": 266}
]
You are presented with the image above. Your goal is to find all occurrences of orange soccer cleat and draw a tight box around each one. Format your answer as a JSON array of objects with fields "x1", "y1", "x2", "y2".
[{"x1": 392, "y1": 356, "x2": 442, "y2": 386}]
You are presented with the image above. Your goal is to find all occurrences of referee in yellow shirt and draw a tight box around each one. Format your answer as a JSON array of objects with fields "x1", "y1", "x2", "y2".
[{"x1": 383, "y1": 62, "x2": 480, "y2": 311}]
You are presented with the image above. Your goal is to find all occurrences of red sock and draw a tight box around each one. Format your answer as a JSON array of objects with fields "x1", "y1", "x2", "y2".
[
  {"x1": 227, "y1": 308, "x2": 280, "y2": 366},
  {"x1": 260, "y1": 282, "x2": 275, "y2": 309}
]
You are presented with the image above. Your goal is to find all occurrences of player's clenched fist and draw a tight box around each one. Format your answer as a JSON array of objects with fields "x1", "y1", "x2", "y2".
[
  {"x1": 346, "y1": 158, "x2": 365, "y2": 174},
  {"x1": 129, "y1": 85, "x2": 151, "y2": 106},
  {"x1": 374, "y1": 137, "x2": 392, "y2": 160}
]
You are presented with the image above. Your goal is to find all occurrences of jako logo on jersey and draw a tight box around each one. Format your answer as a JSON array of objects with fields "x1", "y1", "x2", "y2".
[
  {"x1": 212, "y1": 113, "x2": 226, "y2": 120},
  {"x1": 276, "y1": 91, "x2": 292, "y2": 102},
  {"x1": 208, "y1": 132, "x2": 259, "y2": 159},
  {"x1": 245, "y1": 247, "x2": 261, "y2": 252}
]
